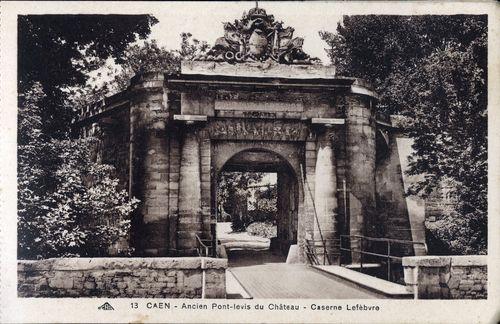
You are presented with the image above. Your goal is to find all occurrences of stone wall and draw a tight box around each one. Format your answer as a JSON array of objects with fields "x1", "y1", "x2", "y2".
[
  {"x1": 18, "y1": 257, "x2": 227, "y2": 298},
  {"x1": 402, "y1": 255, "x2": 487, "y2": 299},
  {"x1": 375, "y1": 132, "x2": 414, "y2": 254},
  {"x1": 177, "y1": 128, "x2": 203, "y2": 252},
  {"x1": 345, "y1": 94, "x2": 377, "y2": 262},
  {"x1": 129, "y1": 73, "x2": 171, "y2": 255},
  {"x1": 393, "y1": 136, "x2": 427, "y2": 254}
]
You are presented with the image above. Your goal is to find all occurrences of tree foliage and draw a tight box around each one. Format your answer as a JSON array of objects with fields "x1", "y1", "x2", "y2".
[
  {"x1": 249, "y1": 185, "x2": 277, "y2": 226},
  {"x1": 320, "y1": 15, "x2": 486, "y2": 114},
  {"x1": 217, "y1": 172, "x2": 265, "y2": 231},
  {"x1": 76, "y1": 33, "x2": 208, "y2": 106},
  {"x1": 18, "y1": 84, "x2": 139, "y2": 259},
  {"x1": 217, "y1": 172, "x2": 278, "y2": 232},
  {"x1": 18, "y1": 14, "x2": 158, "y2": 138},
  {"x1": 320, "y1": 15, "x2": 487, "y2": 254},
  {"x1": 17, "y1": 15, "x2": 157, "y2": 259}
]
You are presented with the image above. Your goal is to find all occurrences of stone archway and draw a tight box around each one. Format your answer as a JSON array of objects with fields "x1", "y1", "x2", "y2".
[
  {"x1": 77, "y1": 4, "x2": 422, "y2": 267},
  {"x1": 212, "y1": 143, "x2": 301, "y2": 256}
]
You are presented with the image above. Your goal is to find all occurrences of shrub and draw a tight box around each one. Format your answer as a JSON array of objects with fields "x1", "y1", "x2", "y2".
[
  {"x1": 246, "y1": 222, "x2": 277, "y2": 239},
  {"x1": 230, "y1": 213, "x2": 247, "y2": 232},
  {"x1": 18, "y1": 84, "x2": 139, "y2": 259},
  {"x1": 18, "y1": 137, "x2": 139, "y2": 259}
]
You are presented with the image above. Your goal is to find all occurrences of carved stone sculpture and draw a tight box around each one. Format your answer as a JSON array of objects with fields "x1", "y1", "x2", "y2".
[{"x1": 196, "y1": 6, "x2": 320, "y2": 64}]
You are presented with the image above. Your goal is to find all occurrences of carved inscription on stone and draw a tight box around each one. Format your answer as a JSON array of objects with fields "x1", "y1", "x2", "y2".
[
  {"x1": 242, "y1": 111, "x2": 277, "y2": 118},
  {"x1": 214, "y1": 91, "x2": 304, "y2": 112},
  {"x1": 207, "y1": 119, "x2": 309, "y2": 141},
  {"x1": 215, "y1": 90, "x2": 303, "y2": 102},
  {"x1": 215, "y1": 99, "x2": 303, "y2": 112}
]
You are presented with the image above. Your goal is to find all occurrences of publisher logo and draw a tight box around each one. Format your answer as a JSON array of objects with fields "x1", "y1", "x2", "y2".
[{"x1": 98, "y1": 302, "x2": 115, "y2": 310}]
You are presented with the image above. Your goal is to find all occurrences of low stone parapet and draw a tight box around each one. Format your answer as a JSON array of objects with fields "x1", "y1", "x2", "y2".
[
  {"x1": 402, "y1": 255, "x2": 487, "y2": 299},
  {"x1": 18, "y1": 257, "x2": 227, "y2": 298}
]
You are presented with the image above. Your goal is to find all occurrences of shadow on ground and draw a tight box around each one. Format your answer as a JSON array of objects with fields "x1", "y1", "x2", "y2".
[{"x1": 227, "y1": 249, "x2": 286, "y2": 268}]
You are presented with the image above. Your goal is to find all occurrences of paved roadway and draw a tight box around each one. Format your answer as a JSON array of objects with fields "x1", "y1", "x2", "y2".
[{"x1": 227, "y1": 250, "x2": 386, "y2": 299}]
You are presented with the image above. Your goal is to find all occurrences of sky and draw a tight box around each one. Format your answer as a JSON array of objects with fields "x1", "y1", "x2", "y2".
[{"x1": 142, "y1": 2, "x2": 343, "y2": 63}]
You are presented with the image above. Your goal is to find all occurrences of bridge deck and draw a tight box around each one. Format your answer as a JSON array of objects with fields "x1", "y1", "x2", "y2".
[{"x1": 227, "y1": 250, "x2": 387, "y2": 299}]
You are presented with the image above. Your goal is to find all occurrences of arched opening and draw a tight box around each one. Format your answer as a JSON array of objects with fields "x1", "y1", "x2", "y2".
[{"x1": 215, "y1": 148, "x2": 299, "y2": 266}]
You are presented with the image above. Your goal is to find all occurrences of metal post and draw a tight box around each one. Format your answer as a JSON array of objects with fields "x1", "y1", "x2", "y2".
[
  {"x1": 323, "y1": 240, "x2": 326, "y2": 265},
  {"x1": 340, "y1": 179, "x2": 348, "y2": 263},
  {"x1": 210, "y1": 218, "x2": 217, "y2": 257},
  {"x1": 359, "y1": 237, "x2": 363, "y2": 272},
  {"x1": 342, "y1": 180, "x2": 347, "y2": 265},
  {"x1": 387, "y1": 242, "x2": 391, "y2": 281},
  {"x1": 342, "y1": 179, "x2": 347, "y2": 230},
  {"x1": 326, "y1": 239, "x2": 329, "y2": 265},
  {"x1": 201, "y1": 258, "x2": 206, "y2": 299}
]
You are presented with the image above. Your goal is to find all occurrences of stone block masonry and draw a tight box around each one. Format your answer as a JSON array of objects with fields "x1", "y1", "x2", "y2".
[
  {"x1": 402, "y1": 255, "x2": 487, "y2": 299},
  {"x1": 375, "y1": 132, "x2": 414, "y2": 251},
  {"x1": 345, "y1": 94, "x2": 376, "y2": 263},
  {"x1": 129, "y1": 72, "x2": 171, "y2": 256},
  {"x1": 81, "y1": 61, "x2": 415, "y2": 264},
  {"x1": 18, "y1": 257, "x2": 227, "y2": 298}
]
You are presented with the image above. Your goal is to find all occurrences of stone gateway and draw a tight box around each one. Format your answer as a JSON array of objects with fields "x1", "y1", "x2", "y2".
[{"x1": 77, "y1": 6, "x2": 424, "y2": 264}]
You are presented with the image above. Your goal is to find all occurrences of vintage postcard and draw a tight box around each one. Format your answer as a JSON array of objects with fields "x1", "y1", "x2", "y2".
[{"x1": 0, "y1": 1, "x2": 499, "y2": 323}]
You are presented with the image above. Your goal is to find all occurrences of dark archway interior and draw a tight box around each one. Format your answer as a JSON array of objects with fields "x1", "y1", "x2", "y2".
[
  {"x1": 216, "y1": 149, "x2": 299, "y2": 265},
  {"x1": 222, "y1": 150, "x2": 291, "y2": 173}
]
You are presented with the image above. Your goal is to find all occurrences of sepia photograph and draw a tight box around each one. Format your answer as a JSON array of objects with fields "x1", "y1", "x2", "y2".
[{"x1": 1, "y1": 1, "x2": 498, "y2": 323}]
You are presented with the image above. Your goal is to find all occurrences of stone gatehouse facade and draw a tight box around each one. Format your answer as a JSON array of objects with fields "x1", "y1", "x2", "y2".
[{"x1": 78, "y1": 7, "x2": 425, "y2": 263}]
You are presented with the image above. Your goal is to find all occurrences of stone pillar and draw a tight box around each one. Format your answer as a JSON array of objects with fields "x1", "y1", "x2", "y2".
[
  {"x1": 129, "y1": 72, "x2": 170, "y2": 256},
  {"x1": 345, "y1": 94, "x2": 376, "y2": 263},
  {"x1": 276, "y1": 172, "x2": 290, "y2": 253},
  {"x1": 314, "y1": 128, "x2": 338, "y2": 263},
  {"x1": 177, "y1": 127, "x2": 202, "y2": 253},
  {"x1": 303, "y1": 139, "x2": 317, "y2": 247}
]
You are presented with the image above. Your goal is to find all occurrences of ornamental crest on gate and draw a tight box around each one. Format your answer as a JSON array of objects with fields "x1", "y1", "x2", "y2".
[{"x1": 194, "y1": 5, "x2": 320, "y2": 64}]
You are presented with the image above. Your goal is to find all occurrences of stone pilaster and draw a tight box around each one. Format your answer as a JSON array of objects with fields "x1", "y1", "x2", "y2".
[
  {"x1": 303, "y1": 138, "x2": 317, "y2": 259},
  {"x1": 276, "y1": 171, "x2": 298, "y2": 254},
  {"x1": 168, "y1": 132, "x2": 181, "y2": 252},
  {"x1": 129, "y1": 72, "x2": 170, "y2": 256},
  {"x1": 314, "y1": 128, "x2": 338, "y2": 263},
  {"x1": 177, "y1": 127, "x2": 202, "y2": 253},
  {"x1": 345, "y1": 94, "x2": 376, "y2": 263}
]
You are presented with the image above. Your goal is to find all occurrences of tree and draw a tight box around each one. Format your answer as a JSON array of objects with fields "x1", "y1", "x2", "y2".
[
  {"x1": 18, "y1": 14, "x2": 158, "y2": 138},
  {"x1": 250, "y1": 184, "x2": 278, "y2": 224},
  {"x1": 17, "y1": 15, "x2": 157, "y2": 258},
  {"x1": 320, "y1": 15, "x2": 487, "y2": 254},
  {"x1": 216, "y1": 172, "x2": 265, "y2": 231},
  {"x1": 401, "y1": 41, "x2": 487, "y2": 254},
  {"x1": 18, "y1": 16, "x2": 210, "y2": 258},
  {"x1": 320, "y1": 15, "x2": 486, "y2": 114},
  {"x1": 75, "y1": 33, "x2": 209, "y2": 106}
]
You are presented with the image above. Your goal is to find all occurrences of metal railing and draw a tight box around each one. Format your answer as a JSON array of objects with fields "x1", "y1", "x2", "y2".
[
  {"x1": 195, "y1": 234, "x2": 214, "y2": 257},
  {"x1": 340, "y1": 234, "x2": 428, "y2": 281},
  {"x1": 305, "y1": 239, "x2": 341, "y2": 265}
]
